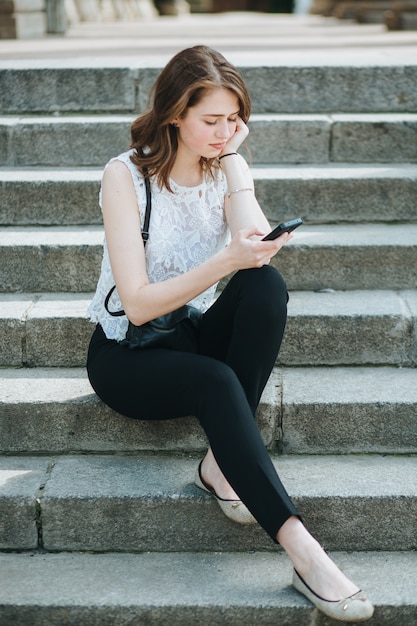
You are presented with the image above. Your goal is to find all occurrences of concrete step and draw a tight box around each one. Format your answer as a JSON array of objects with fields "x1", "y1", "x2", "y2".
[
  {"x1": 0, "y1": 550, "x2": 415, "y2": 625},
  {"x1": 1, "y1": 224, "x2": 416, "y2": 293},
  {"x1": 3, "y1": 11, "x2": 417, "y2": 53},
  {"x1": 2, "y1": 164, "x2": 416, "y2": 226},
  {"x1": 258, "y1": 163, "x2": 417, "y2": 225},
  {"x1": 1, "y1": 453, "x2": 416, "y2": 552},
  {"x1": 2, "y1": 11, "x2": 417, "y2": 57},
  {"x1": 0, "y1": 168, "x2": 102, "y2": 226},
  {"x1": 0, "y1": 226, "x2": 102, "y2": 293},
  {"x1": 0, "y1": 365, "x2": 277, "y2": 455},
  {"x1": 1, "y1": 61, "x2": 417, "y2": 114},
  {"x1": 1, "y1": 366, "x2": 416, "y2": 455},
  {"x1": 2, "y1": 113, "x2": 417, "y2": 167},
  {"x1": 2, "y1": 289, "x2": 415, "y2": 367}
]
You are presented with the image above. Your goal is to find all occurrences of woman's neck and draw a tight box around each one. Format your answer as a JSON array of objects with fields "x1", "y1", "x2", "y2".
[{"x1": 170, "y1": 150, "x2": 203, "y2": 188}]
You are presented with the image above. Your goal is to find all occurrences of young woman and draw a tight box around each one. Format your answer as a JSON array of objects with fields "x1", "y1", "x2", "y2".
[{"x1": 87, "y1": 45, "x2": 374, "y2": 622}]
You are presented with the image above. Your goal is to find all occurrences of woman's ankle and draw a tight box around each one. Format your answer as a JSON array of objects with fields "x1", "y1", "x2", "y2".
[
  {"x1": 277, "y1": 517, "x2": 360, "y2": 600},
  {"x1": 277, "y1": 517, "x2": 321, "y2": 575},
  {"x1": 200, "y1": 449, "x2": 239, "y2": 501}
]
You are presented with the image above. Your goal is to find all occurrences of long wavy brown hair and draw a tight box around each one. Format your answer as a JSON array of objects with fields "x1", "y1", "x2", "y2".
[{"x1": 130, "y1": 45, "x2": 251, "y2": 192}]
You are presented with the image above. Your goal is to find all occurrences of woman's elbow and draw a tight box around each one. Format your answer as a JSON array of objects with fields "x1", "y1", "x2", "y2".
[{"x1": 120, "y1": 286, "x2": 150, "y2": 327}]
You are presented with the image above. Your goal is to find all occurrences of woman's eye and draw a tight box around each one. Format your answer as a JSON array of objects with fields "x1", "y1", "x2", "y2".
[{"x1": 204, "y1": 121, "x2": 216, "y2": 126}]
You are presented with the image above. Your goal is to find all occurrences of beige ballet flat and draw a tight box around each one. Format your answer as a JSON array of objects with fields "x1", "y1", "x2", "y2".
[
  {"x1": 293, "y1": 569, "x2": 374, "y2": 622},
  {"x1": 194, "y1": 461, "x2": 256, "y2": 525}
]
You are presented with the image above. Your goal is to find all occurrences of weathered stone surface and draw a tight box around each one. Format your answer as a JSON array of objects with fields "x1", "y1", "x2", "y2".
[
  {"x1": 282, "y1": 366, "x2": 417, "y2": 454},
  {"x1": 1, "y1": 365, "x2": 415, "y2": 455},
  {"x1": 136, "y1": 66, "x2": 162, "y2": 112},
  {"x1": 3, "y1": 114, "x2": 331, "y2": 166},
  {"x1": 25, "y1": 294, "x2": 92, "y2": 367},
  {"x1": 247, "y1": 114, "x2": 331, "y2": 163},
  {"x1": 0, "y1": 451, "x2": 416, "y2": 554},
  {"x1": 0, "y1": 367, "x2": 279, "y2": 453},
  {"x1": 1, "y1": 290, "x2": 415, "y2": 368},
  {"x1": 0, "y1": 226, "x2": 102, "y2": 292},
  {"x1": 280, "y1": 290, "x2": 414, "y2": 366},
  {"x1": 3, "y1": 113, "x2": 416, "y2": 167},
  {"x1": 2, "y1": 64, "x2": 416, "y2": 114},
  {"x1": 9, "y1": 116, "x2": 132, "y2": 166},
  {"x1": 241, "y1": 65, "x2": 417, "y2": 113},
  {"x1": 0, "y1": 67, "x2": 137, "y2": 113},
  {"x1": 402, "y1": 289, "x2": 417, "y2": 362},
  {"x1": 331, "y1": 113, "x2": 417, "y2": 162},
  {"x1": 0, "y1": 456, "x2": 50, "y2": 549},
  {"x1": 0, "y1": 124, "x2": 9, "y2": 164},
  {"x1": 2, "y1": 164, "x2": 416, "y2": 226},
  {"x1": 1, "y1": 224, "x2": 415, "y2": 294},
  {"x1": 278, "y1": 455, "x2": 417, "y2": 551},
  {"x1": 37, "y1": 454, "x2": 417, "y2": 552},
  {"x1": 0, "y1": 294, "x2": 32, "y2": 366},
  {"x1": 0, "y1": 550, "x2": 415, "y2": 626},
  {"x1": 254, "y1": 164, "x2": 417, "y2": 224},
  {"x1": 0, "y1": 169, "x2": 102, "y2": 225},
  {"x1": 272, "y1": 224, "x2": 417, "y2": 291}
]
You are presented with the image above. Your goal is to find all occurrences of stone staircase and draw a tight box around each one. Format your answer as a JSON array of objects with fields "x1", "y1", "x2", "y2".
[{"x1": 0, "y1": 13, "x2": 417, "y2": 625}]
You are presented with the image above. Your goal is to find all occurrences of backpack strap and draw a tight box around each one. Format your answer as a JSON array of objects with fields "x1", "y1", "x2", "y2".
[{"x1": 104, "y1": 176, "x2": 151, "y2": 317}]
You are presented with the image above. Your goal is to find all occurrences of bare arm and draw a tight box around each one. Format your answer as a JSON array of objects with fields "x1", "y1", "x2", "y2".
[
  {"x1": 222, "y1": 152, "x2": 271, "y2": 236},
  {"x1": 102, "y1": 159, "x2": 290, "y2": 327},
  {"x1": 219, "y1": 117, "x2": 271, "y2": 236}
]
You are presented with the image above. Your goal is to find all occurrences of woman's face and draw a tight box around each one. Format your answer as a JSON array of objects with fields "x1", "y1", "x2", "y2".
[{"x1": 174, "y1": 88, "x2": 240, "y2": 160}]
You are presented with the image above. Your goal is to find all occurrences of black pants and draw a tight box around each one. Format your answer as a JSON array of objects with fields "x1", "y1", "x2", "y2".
[{"x1": 87, "y1": 266, "x2": 300, "y2": 542}]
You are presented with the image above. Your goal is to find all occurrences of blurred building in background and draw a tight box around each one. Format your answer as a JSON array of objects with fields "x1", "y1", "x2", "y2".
[{"x1": 0, "y1": 0, "x2": 416, "y2": 40}]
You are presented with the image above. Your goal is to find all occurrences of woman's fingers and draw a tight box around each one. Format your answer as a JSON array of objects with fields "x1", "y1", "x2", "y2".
[{"x1": 228, "y1": 227, "x2": 293, "y2": 270}]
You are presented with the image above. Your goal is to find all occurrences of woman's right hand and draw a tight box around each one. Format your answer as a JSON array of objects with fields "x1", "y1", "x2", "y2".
[{"x1": 225, "y1": 225, "x2": 292, "y2": 271}]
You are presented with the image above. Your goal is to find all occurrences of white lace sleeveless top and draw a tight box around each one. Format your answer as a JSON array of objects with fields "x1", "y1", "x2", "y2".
[{"x1": 87, "y1": 149, "x2": 230, "y2": 341}]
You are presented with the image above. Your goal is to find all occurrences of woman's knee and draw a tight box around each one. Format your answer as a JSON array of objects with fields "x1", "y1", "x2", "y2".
[
  {"x1": 231, "y1": 267, "x2": 289, "y2": 321},
  {"x1": 196, "y1": 360, "x2": 245, "y2": 411},
  {"x1": 199, "y1": 359, "x2": 240, "y2": 392},
  {"x1": 234, "y1": 265, "x2": 287, "y2": 299}
]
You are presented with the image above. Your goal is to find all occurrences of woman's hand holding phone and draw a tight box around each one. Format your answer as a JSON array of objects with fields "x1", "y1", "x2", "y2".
[
  {"x1": 262, "y1": 217, "x2": 303, "y2": 241},
  {"x1": 226, "y1": 225, "x2": 292, "y2": 271}
]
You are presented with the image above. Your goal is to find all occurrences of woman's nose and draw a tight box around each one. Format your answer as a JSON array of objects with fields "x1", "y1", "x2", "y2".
[{"x1": 215, "y1": 121, "x2": 230, "y2": 139}]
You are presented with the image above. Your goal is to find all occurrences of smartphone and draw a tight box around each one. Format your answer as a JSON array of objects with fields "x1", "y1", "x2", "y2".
[{"x1": 262, "y1": 217, "x2": 303, "y2": 241}]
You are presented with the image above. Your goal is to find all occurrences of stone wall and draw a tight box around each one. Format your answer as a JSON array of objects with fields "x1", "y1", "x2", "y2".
[{"x1": 0, "y1": 0, "x2": 46, "y2": 38}]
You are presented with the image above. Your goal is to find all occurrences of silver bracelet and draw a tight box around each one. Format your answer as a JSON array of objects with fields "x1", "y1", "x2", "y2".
[{"x1": 227, "y1": 187, "x2": 253, "y2": 199}]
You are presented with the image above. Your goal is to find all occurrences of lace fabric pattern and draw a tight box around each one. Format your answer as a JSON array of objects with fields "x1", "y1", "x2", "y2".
[{"x1": 87, "y1": 150, "x2": 230, "y2": 341}]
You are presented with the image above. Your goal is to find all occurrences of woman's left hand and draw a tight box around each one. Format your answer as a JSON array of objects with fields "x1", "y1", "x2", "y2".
[{"x1": 219, "y1": 116, "x2": 249, "y2": 155}]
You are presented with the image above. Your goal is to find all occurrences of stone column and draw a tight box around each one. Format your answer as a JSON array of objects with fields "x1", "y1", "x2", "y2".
[
  {"x1": 64, "y1": 0, "x2": 80, "y2": 24},
  {"x1": 100, "y1": 0, "x2": 117, "y2": 20},
  {"x1": 73, "y1": 0, "x2": 100, "y2": 20},
  {"x1": 46, "y1": 0, "x2": 67, "y2": 32},
  {"x1": 135, "y1": 0, "x2": 158, "y2": 17},
  {"x1": 154, "y1": 0, "x2": 190, "y2": 14},
  {"x1": 0, "y1": 0, "x2": 46, "y2": 38}
]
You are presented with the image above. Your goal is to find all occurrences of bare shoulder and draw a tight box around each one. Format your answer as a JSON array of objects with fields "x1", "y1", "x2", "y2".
[
  {"x1": 101, "y1": 159, "x2": 138, "y2": 200},
  {"x1": 103, "y1": 158, "x2": 132, "y2": 182},
  {"x1": 101, "y1": 158, "x2": 140, "y2": 216}
]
